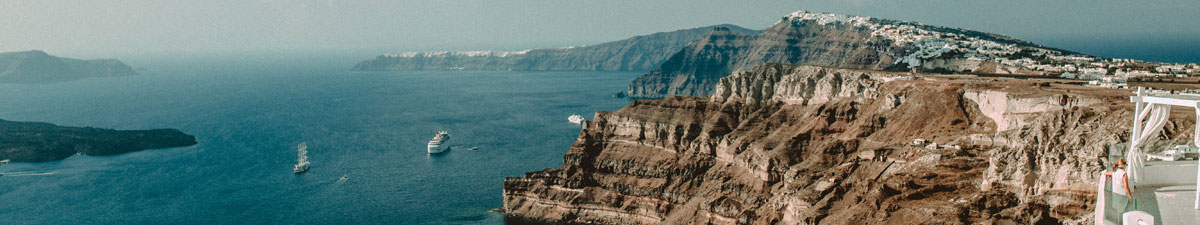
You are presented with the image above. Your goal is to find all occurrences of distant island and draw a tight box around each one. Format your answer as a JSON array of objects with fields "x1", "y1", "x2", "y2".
[
  {"x1": 353, "y1": 24, "x2": 757, "y2": 71},
  {"x1": 0, "y1": 119, "x2": 196, "y2": 162},
  {"x1": 0, "y1": 50, "x2": 138, "y2": 83}
]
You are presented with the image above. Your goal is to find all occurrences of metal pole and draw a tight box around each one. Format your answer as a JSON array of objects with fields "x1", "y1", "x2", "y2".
[{"x1": 1133, "y1": 87, "x2": 1144, "y2": 145}]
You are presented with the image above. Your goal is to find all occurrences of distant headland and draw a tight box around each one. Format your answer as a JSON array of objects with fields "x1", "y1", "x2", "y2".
[
  {"x1": 0, "y1": 119, "x2": 196, "y2": 162},
  {"x1": 0, "y1": 50, "x2": 138, "y2": 83}
]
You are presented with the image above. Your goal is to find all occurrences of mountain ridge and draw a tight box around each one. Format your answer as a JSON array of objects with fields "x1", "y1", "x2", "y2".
[
  {"x1": 626, "y1": 11, "x2": 1096, "y2": 98},
  {"x1": 353, "y1": 24, "x2": 758, "y2": 71}
]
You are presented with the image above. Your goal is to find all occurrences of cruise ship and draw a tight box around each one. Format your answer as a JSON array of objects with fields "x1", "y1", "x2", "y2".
[{"x1": 427, "y1": 131, "x2": 450, "y2": 154}]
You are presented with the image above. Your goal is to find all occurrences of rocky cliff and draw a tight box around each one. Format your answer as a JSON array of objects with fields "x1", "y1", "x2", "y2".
[
  {"x1": 0, "y1": 119, "x2": 197, "y2": 162},
  {"x1": 626, "y1": 11, "x2": 1081, "y2": 98},
  {"x1": 0, "y1": 50, "x2": 138, "y2": 83},
  {"x1": 353, "y1": 24, "x2": 757, "y2": 71},
  {"x1": 505, "y1": 64, "x2": 1186, "y2": 224},
  {"x1": 626, "y1": 27, "x2": 755, "y2": 99}
]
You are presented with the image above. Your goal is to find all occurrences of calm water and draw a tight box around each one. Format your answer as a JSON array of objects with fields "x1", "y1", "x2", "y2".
[{"x1": 0, "y1": 59, "x2": 639, "y2": 224}]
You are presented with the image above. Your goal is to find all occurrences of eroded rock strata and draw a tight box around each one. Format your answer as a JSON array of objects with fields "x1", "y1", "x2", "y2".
[{"x1": 505, "y1": 64, "x2": 1193, "y2": 224}]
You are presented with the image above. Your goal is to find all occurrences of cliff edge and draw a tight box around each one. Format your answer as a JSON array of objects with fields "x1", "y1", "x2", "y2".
[
  {"x1": 626, "y1": 11, "x2": 1082, "y2": 98},
  {"x1": 505, "y1": 64, "x2": 1183, "y2": 224},
  {"x1": 354, "y1": 24, "x2": 758, "y2": 71}
]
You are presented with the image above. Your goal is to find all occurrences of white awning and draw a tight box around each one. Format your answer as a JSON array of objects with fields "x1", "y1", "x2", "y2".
[{"x1": 1127, "y1": 88, "x2": 1200, "y2": 209}]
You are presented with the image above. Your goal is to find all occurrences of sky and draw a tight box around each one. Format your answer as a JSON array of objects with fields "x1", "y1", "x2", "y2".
[{"x1": 2, "y1": 0, "x2": 1198, "y2": 63}]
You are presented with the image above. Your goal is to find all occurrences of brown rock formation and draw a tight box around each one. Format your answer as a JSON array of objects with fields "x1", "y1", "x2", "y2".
[{"x1": 505, "y1": 64, "x2": 1194, "y2": 224}]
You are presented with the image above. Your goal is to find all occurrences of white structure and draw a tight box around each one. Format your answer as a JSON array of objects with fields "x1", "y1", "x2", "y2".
[
  {"x1": 1147, "y1": 145, "x2": 1200, "y2": 161},
  {"x1": 427, "y1": 131, "x2": 451, "y2": 154},
  {"x1": 1095, "y1": 87, "x2": 1200, "y2": 225},
  {"x1": 1126, "y1": 88, "x2": 1200, "y2": 184},
  {"x1": 912, "y1": 138, "x2": 926, "y2": 146},
  {"x1": 568, "y1": 114, "x2": 585, "y2": 125},
  {"x1": 1089, "y1": 79, "x2": 1129, "y2": 89}
]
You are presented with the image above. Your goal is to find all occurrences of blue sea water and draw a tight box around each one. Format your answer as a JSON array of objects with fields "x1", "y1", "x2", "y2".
[{"x1": 0, "y1": 58, "x2": 639, "y2": 225}]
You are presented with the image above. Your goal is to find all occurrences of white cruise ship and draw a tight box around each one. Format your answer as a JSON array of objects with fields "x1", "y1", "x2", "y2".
[
  {"x1": 427, "y1": 131, "x2": 450, "y2": 154},
  {"x1": 568, "y1": 114, "x2": 584, "y2": 124}
]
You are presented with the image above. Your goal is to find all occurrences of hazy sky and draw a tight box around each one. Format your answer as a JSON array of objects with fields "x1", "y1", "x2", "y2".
[{"x1": 3, "y1": 0, "x2": 1198, "y2": 62}]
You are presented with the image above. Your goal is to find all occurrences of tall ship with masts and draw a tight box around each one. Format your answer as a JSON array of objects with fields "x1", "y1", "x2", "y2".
[
  {"x1": 427, "y1": 131, "x2": 450, "y2": 154},
  {"x1": 293, "y1": 142, "x2": 310, "y2": 174}
]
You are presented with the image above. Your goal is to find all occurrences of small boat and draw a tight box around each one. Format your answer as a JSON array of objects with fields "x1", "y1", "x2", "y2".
[
  {"x1": 341, "y1": 173, "x2": 348, "y2": 180},
  {"x1": 293, "y1": 142, "x2": 310, "y2": 174},
  {"x1": 568, "y1": 114, "x2": 585, "y2": 124},
  {"x1": 427, "y1": 131, "x2": 451, "y2": 154},
  {"x1": 471, "y1": 146, "x2": 479, "y2": 150}
]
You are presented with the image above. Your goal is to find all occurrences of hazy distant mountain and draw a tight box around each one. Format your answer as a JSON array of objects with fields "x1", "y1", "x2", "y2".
[
  {"x1": 0, "y1": 50, "x2": 138, "y2": 83},
  {"x1": 627, "y1": 11, "x2": 1086, "y2": 98},
  {"x1": 353, "y1": 24, "x2": 758, "y2": 71}
]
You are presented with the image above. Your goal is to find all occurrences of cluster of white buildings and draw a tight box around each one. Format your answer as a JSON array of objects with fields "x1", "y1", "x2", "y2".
[
  {"x1": 1009, "y1": 55, "x2": 1198, "y2": 79},
  {"x1": 910, "y1": 138, "x2": 960, "y2": 151},
  {"x1": 1005, "y1": 56, "x2": 1200, "y2": 90}
]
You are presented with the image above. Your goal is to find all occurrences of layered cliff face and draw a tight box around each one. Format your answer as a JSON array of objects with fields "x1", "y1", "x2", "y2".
[
  {"x1": 0, "y1": 119, "x2": 197, "y2": 162},
  {"x1": 626, "y1": 11, "x2": 1082, "y2": 98},
  {"x1": 353, "y1": 24, "x2": 757, "y2": 71},
  {"x1": 505, "y1": 64, "x2": 1181, "y2": 224},
  {"x1": 626, "y1": 28, "x2": 755, "y2": 99},
  {"x1": 0, "y1": 50, "x2": 138, "y2": 83}
]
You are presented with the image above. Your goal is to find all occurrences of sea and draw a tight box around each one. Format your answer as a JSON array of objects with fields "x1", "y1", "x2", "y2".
[{"x1": 0, "y1": 55, "x2": 641, "y2": 225}]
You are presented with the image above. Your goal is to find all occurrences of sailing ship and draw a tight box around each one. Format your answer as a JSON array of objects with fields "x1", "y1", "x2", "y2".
[{"x1": 293, "y1": 142, "x2": 310, "y2": 174}]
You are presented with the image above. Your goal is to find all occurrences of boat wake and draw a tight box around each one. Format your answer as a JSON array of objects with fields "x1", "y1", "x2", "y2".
[{"x1": 1, "y1": 171, "x2": 58, "y2": 176}]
